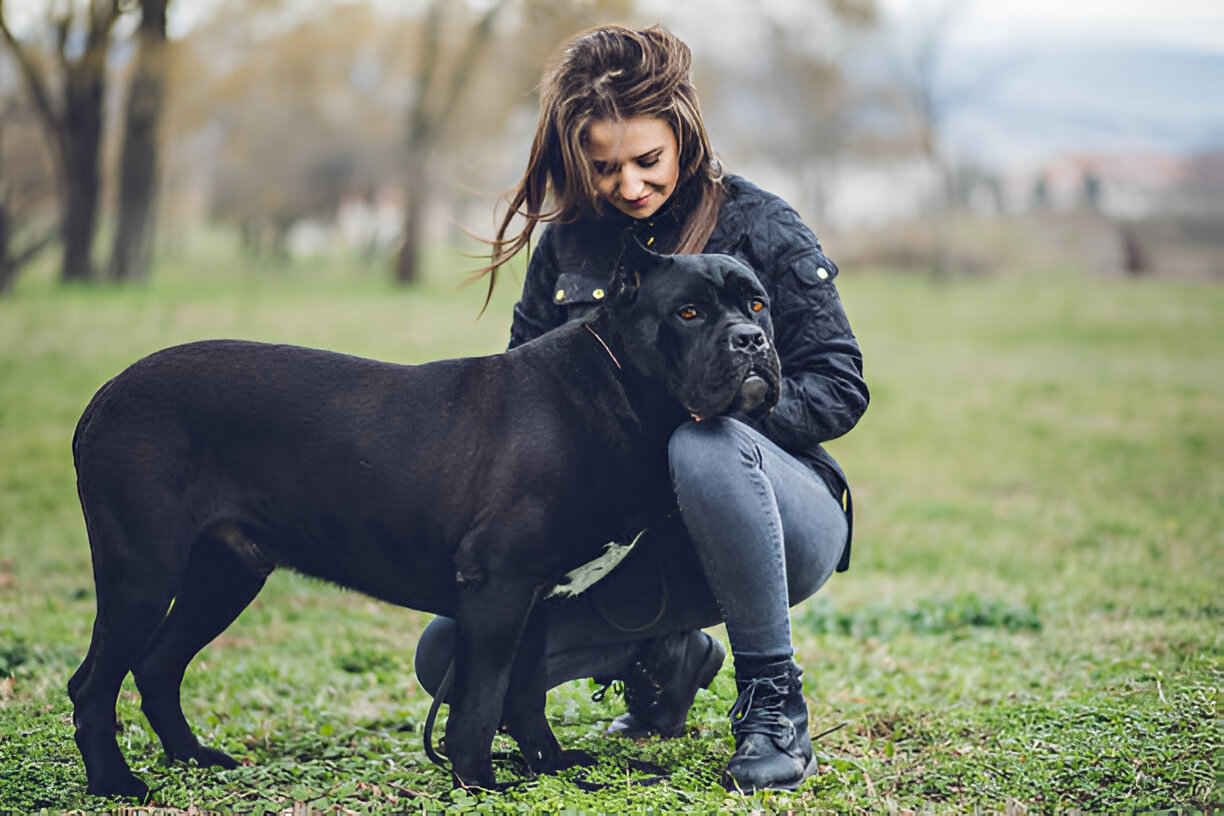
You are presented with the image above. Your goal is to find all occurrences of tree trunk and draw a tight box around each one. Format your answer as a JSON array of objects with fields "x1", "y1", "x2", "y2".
[
  {"x1": 109, "y1": 0, "x2": 168, "y2": 282},
  {"x1": 0, "y1": 0, "x2": 120, "y2": 284},
  {"x1": 58, "y1": 9, "x2": 113, "y2": 283},
  {"x1": 59, "y1": 16, "x2": 108, "y2": 283},
  {"x1": 394, "y1": 149, "x2": 426, "y2": 285},
  {"x1": 392, "y1": 0, "x2": 508, "y2": 286},
  {"x1": 0, "y1": 205, "x2": 12, "y2": 294}
]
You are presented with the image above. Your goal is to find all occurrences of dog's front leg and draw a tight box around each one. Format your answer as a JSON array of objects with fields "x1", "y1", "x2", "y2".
[
  {"x1": 500, "y1": 606, "x2": 561, "y2": 772},
  {"x1": 446, "y1": 580, "x2": 541, "y2": 789},
  {"x1": 501, "y1": 605, "x2": 598, "y2": 776}
]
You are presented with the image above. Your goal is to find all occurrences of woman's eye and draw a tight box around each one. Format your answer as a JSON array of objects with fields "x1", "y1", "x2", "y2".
[
  {"x1": 638, "y1": 158, "x2": 658, "y2": 168},
  {"x1": 677, "y1": 306, "x2": 698, "y2": 320},
  {"x1": 750, "y1": 299, "x2": 765, "y2": 313}
]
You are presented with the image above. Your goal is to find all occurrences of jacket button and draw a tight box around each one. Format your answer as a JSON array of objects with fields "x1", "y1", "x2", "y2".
[
  {"x1": 646, "y1": 236, "x2": 655, "y2": 246},
  {"x1": 593, "y1": 288, "x2": 605, "y2": 300},
  {"x1": 554, "y1": 289, "x2": 566, "y2": 302},
  {"x1": 816, "y1": 266, "x2": 829, "y2": 280}
]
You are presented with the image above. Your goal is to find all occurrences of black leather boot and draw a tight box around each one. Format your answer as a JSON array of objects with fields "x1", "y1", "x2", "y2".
[
  {"x1": 604, "y1": 630, "x2": 725, "y2": 739},
  {"x1": 723, "y1": 658, "x2": 817, "y2": 792}
]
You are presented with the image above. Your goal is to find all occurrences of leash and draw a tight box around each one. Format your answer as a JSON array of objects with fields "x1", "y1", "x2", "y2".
[
  {"x1": 422, "y1": 658, "x2": 537, "y2": 788},
  {"x1": 812, "y1": 721, "x2": 849, "y2": 741},
  {"x1": 584, "y1": 324, "x2": 621, "y2": 370},
  {"x1": 422, "y1": 659, "x2": 453, "y2": 770}
]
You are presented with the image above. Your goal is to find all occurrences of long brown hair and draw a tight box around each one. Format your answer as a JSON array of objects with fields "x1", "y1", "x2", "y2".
[{"x1": 477, "y1": 25, "x2": 722, "y2": 305}]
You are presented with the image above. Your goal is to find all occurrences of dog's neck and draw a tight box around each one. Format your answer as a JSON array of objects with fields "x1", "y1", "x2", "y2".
[{"x1": 579, "y1": 310, "x2": 690, "y2": 440}]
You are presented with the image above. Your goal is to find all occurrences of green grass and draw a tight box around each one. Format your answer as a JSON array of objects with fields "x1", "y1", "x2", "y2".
[{"x1": 0, "y1": 245, "x2": 1220, "y2": 813}]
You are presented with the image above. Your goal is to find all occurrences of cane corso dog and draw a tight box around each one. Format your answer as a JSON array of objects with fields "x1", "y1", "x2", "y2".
[{"x1": 68, "y1": 240, "x2": 781, "y2": 798}]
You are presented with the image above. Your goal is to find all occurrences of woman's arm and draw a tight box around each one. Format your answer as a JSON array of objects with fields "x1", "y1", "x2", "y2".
[
  {"x1": 752, "y1": 200, "x2": 869, "y2": 451},
  {"x1": 508, "y1": 225, "x2": 565, "y2": 350}
]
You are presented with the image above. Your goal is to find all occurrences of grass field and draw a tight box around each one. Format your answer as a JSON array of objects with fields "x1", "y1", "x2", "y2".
[{"x1": 0, "y1": 243, "x2": 1220, "y2": 813}]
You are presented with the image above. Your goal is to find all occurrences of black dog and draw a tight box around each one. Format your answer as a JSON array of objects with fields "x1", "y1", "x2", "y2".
[{"x1": 68, "y1": 240, "x2": 781, "y2": 797}]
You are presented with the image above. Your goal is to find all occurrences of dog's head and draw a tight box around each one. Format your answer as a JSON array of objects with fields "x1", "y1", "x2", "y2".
[{"x1": 606, "y1": 237, "x2": 781, "y2": 422}]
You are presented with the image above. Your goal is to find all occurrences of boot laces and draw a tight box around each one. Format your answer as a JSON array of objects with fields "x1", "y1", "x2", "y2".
[
  {"x1": 591, "y1": 658, "x2": 663, "y2": 717},
  {"x1": 590, "y1": 679, "x2": 624, "y2": 703},
  {"x1": 728, "y1": 672, "x2": 793, "y2": 739},
  {"x1": 623, "y1": 658, "x2": 664, "y2": 716}
]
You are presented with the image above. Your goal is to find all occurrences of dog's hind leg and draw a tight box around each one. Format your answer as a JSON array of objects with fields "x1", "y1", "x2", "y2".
[
  {"x1": 68, "y1": 618, "x2": 102, "y2": 705},
  {"x1": 70, "y1": 504, "x2": 177, "y2": 799},
  {"x1": 133, "y1": 523, "x2": 268, "y2": 770}
]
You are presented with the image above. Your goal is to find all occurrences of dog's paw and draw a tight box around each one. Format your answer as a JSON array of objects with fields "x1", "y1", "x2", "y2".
[
  {"x1": 552, "y1": 748, "x2": 598, "y2": 771},
  {"x1": 87, "y1": 771, "x2": 149, "y2": 801},
  {"x1": 194, "y1": 745, "x2": 240, "y2": 769}
]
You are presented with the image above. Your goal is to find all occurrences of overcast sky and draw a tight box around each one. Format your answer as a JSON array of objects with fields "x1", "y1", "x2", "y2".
[
  {"x1": 880, "y1": 0, "x2": 1224, "y2": 53},
  {"x1": 8, "y1": 0, "x2": 1221, "y2": 54}
]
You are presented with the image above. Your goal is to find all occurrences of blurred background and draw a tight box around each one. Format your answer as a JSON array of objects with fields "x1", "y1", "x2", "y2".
[{"x1": 1, "y1": 0, "x2": 1221, "y2": 293}]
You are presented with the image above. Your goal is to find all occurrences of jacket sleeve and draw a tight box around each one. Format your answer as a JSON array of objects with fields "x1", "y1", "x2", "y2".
[
  {"x1": 754, "y1": 200, "x2": 869, "y2": 451},
  {"x1": 508, "y1": 225, "x2": 565, "y2": 350}
]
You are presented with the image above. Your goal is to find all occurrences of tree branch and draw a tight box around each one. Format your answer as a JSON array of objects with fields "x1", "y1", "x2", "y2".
[
  {"x1": 434, "y1": 0, "x2": 510, "y2": 133},
  {"x1": 0, "y1": 6, "x2": 64, "y2": 152},
  {"x1": 52, "y1": 6, "x2": 70, "y2": 70},
  {"x1": 407, "y1": 0, "x2": 444, "y2": 147},
  {"x1": 12, "y1": 227, "x2": 58, "y2": 268},
  {"x1": 87, "y1": 0, "x2": 123, "y2": 52}
]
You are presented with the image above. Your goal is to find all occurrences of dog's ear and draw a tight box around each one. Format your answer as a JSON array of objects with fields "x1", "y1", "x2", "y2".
[{"x1": 610, "y1": 230, "x2": 670, "y2": 301}]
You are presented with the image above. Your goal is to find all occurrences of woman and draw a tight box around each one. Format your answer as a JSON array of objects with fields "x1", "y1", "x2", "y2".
[{"x1": 415, "y1": 24, "x2": 868, "y2": 792}]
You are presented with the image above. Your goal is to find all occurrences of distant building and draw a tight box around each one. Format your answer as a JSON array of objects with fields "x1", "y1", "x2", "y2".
[{"x1": 1015, "y1": 153, "x2": 1193, "y2": 219}]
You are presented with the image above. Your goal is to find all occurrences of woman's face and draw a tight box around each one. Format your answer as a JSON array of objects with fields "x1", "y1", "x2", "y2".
[{"x1": 584, "y1": 116, "x2": 680, "y2": 219}]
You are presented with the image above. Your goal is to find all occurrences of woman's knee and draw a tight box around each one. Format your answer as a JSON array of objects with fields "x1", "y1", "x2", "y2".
[
  {"x1": 782, "y1": 507, "x2": 847, "y2": 606},
  {"x1": 668, "y1": 417, "x2": 756, "y2": 487},
  {"x1": 785, "y1": 557, "x2": 837, "y2": 607}
]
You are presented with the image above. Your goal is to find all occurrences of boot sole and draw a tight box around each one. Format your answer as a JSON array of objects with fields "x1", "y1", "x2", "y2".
[{"x1": 724, "y1": 753, "x2": 819, "y2": 793}]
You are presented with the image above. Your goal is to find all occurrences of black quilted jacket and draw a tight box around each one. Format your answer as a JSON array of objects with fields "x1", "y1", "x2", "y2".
[{"x1": 507, "y1": 174, "x2": 868, "y2": 571}]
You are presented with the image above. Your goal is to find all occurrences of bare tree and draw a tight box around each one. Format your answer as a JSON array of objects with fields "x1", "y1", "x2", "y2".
[
  {"x1": 177, "y1": 4, "x2": 409, "y2": 256},
  {"x1": 0, "y1": 0, "x2": 125, "y2": 283},
  {"x1": 753, "y1": 3, "x2": 878, "y2": 224},
  {"x1": 888, "y1": 0, "x2": 1018, "y2": 275},
  {"x1": 0, "y1": 177, "x2": 57, "y2": 294},
  {"x1": 394, "y1": 0, "x2": 511, "y2": 285},
  {"x1": 0, "y1": 95, "x2": 57, "y2": 294},
  {"x1": 153, "y1": 0, "x2": 621, "y2": 273},
  {"x1": 109, "y1": 0, "x2": 169, "y2": 282}
]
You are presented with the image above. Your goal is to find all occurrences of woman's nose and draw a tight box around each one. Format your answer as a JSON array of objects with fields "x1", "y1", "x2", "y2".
[{"x1": 618, "y1": 167, "x2": 645, "y2": 199}]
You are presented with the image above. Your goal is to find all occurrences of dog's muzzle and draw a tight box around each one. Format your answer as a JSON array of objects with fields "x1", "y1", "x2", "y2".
[
  {"x1": 728, "y1": 324, "x2": 775, "y2": 416},
  {"x1": 737, "y1": 372, "x2": 771, "y2": 415}
]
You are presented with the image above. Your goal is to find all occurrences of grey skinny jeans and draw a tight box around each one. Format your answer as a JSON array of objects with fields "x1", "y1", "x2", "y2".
[{"x1": 415, "y1": 417, "x2": 848, "y2": 693}]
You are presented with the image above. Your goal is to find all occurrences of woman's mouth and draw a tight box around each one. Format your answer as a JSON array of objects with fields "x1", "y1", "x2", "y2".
[{"x1": 624, "y1": 193, "x2": 653, "y2": 209}]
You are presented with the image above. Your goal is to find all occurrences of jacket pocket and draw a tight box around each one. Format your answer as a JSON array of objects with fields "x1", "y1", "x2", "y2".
[{"x1": 554, "y1": 269, "x2": 613, "y2": 322}]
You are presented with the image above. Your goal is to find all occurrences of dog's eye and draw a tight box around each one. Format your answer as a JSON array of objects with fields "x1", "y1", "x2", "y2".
[
  {"x1": 677, "y1": 306, "x2": 699, "y2": 321},
  {"x1": 749, "y1": 299, "x2": 766, "y2": 313}
]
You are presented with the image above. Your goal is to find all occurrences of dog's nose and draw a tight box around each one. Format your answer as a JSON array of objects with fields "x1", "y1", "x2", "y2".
[{"x1": 729, "y1": 324, "x2": 768, "y2": 353}]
